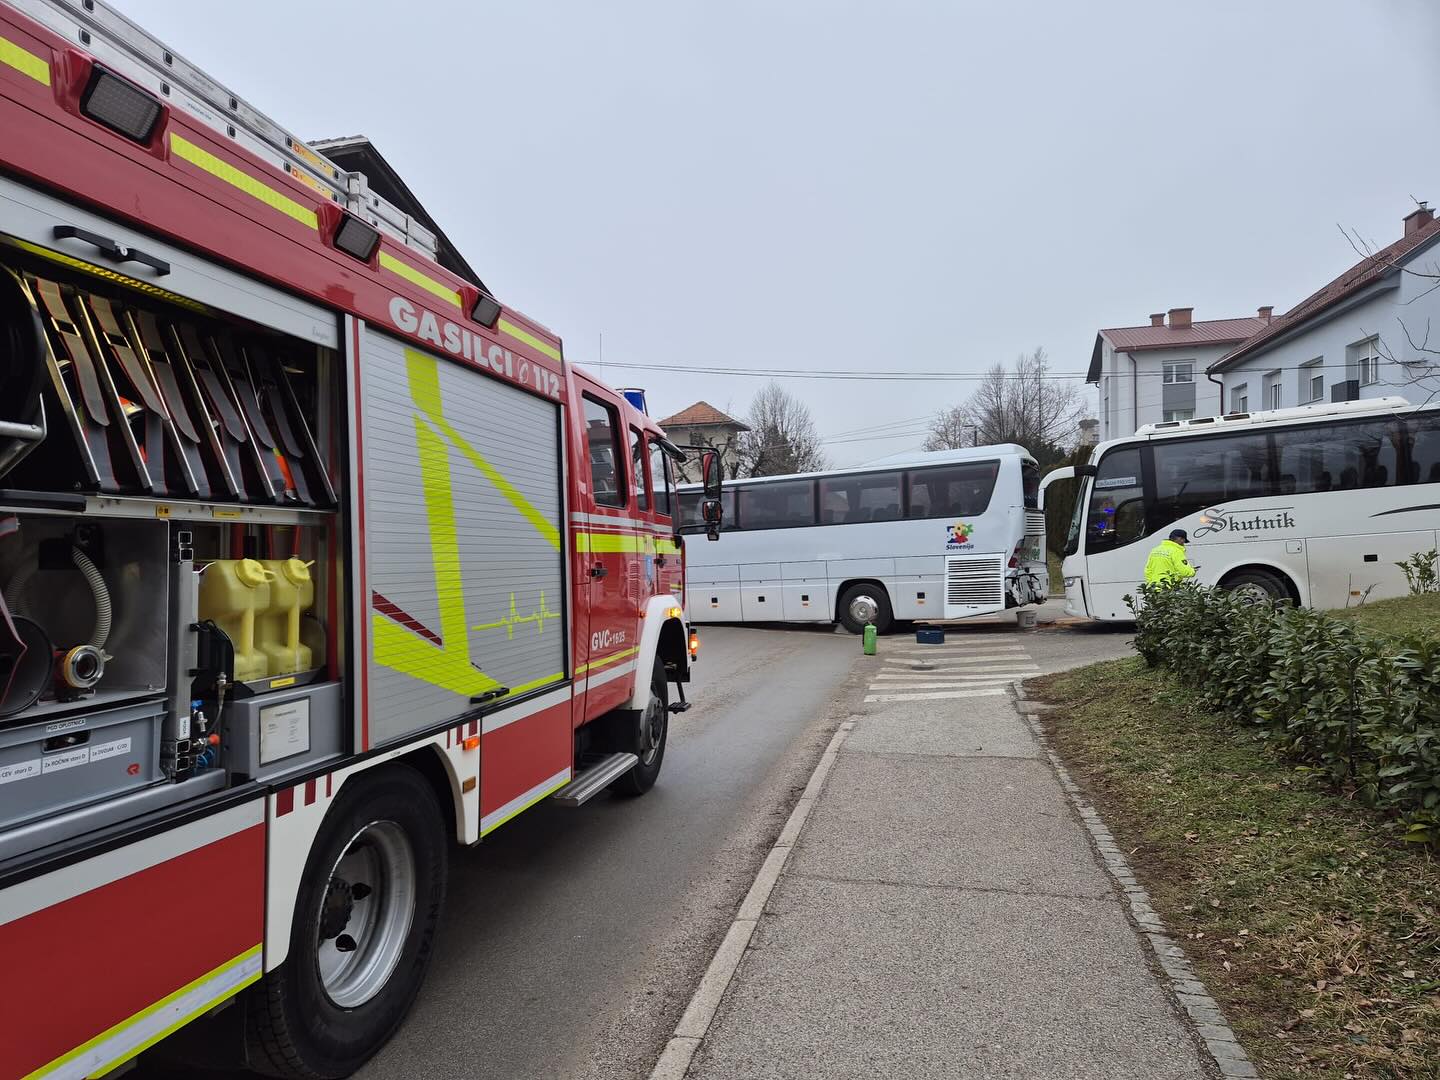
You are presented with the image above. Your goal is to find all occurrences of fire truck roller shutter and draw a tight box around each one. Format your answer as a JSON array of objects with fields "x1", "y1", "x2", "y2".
[{"x1": 359, "y1": 331, "x2": 566, "y2": 748}]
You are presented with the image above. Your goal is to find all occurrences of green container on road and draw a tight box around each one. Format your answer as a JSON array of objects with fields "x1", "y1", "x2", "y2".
[{"x1": 863, "y1": 623, "x2": 877, "y2": 655}]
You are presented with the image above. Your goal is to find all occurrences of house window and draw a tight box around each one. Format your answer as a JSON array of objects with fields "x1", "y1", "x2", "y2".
[
  {"x1": 1353, "y1": 337, "x2": 1381, "y2": 386},
  {"x1": 1162, "y1": 361, "x2": 1194, "y2": 384},
  {"x1": 1162, "y1": 409, "x2": 1194, "y2": 423},
  {"x1": 1264, "y1": 371, "x2": 1282, "y2": 411},
  {"x1": 1230, "y1": 383, "x2": 1249, "y2": 413},
  {"x1": 1300, "y1": 358, "x2": 1324, "y2": 403}
]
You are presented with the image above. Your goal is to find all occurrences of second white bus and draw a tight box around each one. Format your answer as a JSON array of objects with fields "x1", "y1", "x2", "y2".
[
  {"x1": 1045, "y1": 396, "x2": 1440, "y2": 621},
  {"x1": 678, "y1": 445, "x2": 1047, "y2": 633}
]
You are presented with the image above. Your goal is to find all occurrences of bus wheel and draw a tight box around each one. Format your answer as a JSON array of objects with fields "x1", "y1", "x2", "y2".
[
  {"x1": 611, "y1": 657, "x2": 668, "y2": 797},
  {"x1": 838, "y1": 584, "x2": 892, "y2": 635},
  {"x1": 1221, "y1": 567, "x2": 1291, "y2": 605},
  {"x1": 247, "y1": 765, "x2": 448, "y2": 1079}
]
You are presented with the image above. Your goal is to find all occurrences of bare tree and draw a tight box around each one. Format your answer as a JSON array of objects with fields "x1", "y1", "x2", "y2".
[
  {"x1": 736, "y1": 382, "x2": 829, "y2": 477},
  {"x1": 924, "y1": 347, "x2": 1083, "y2": 466}
]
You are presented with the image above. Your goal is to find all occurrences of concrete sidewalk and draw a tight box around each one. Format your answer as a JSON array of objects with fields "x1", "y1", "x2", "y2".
[{"x1": 656, "y1": 642, "x2": 1241, "y2": 1079}]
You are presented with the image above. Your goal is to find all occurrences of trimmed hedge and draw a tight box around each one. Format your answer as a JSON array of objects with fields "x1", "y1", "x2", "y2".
[{"x1": 1131, "y1": 582, "x2": 1440, "y2": 845}]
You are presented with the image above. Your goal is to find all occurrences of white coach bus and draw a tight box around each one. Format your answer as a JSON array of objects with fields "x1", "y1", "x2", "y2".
[
  {"x1": 677, "y1": 446, "x2": 1047, "y2": 633},
  {"x1": 1045, "y1": 397, "x2": 1440, "y2": 621}
]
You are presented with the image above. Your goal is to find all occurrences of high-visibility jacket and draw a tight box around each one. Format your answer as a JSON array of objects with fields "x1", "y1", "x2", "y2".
[{"x1": 1143, "y1": 538, "x2": 1196, "y2": 585}]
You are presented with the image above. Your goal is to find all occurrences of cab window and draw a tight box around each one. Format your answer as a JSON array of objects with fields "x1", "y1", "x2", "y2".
[
  {"x1": 1086, "y1": 447, "x2": 1145, "y2": 554},
  {"x1": 629, "y1": 427, "x2": 649, "y2": 511},
  {"x1": 584, "y1": 395, "x2": 626, "y2": 508},
  {"x1": 649, "y1": 441, "x2": 672, "y2": 517}
]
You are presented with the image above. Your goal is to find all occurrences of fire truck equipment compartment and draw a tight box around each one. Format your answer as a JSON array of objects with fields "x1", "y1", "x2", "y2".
[
  {"x1": 221, "y1": 680, "x2": 342, "y2": 781},
  {"x1": 0, "y1": 698, "x2": 163, "y2": 829}
]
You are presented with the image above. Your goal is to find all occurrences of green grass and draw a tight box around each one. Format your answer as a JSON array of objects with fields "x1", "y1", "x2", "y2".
[
  {"x1": 1033, "y1": 660, "x2": 1440, "y2": 1079},
  {"x1": 1331, "y1": 593, "x2": 1440, "y2": 640}
]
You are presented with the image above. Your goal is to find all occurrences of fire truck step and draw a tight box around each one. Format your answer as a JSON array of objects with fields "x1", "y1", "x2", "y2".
[{"x1": 552, "y1": 753, "x2": 639, "y2": 807}]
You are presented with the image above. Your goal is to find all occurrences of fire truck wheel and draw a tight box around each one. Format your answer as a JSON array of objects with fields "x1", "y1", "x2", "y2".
[
  {"x1": 246, "y1": 765, "x2": 449, "y2": 1079},
  {"x1": 611, "y1": 657, "x2": 669, "y2": 797}
]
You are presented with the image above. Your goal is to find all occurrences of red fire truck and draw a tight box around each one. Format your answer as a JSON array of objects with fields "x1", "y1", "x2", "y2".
[{"x1": 0, "y1": 1, "x2": 722, "y2": 1075}]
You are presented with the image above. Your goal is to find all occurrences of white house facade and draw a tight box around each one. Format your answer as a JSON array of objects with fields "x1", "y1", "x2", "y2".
[
  {"x1": 1211, "y1": 206, "x2": 1440, "y2": 413},
  {"x1": 1087, "y1": 307, "x2": 1272, "y2": 441}
]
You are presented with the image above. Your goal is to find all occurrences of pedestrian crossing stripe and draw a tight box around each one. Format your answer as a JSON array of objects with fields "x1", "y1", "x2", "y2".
[{"x1": 864, "y1": 688, "x2": 1009, "y2": 702}]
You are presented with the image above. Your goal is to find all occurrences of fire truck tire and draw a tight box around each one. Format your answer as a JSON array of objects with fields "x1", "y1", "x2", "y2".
[
  {"x1": 610, "y1": 657, "x2": 668, "y2": 797},
  {"x1": 246, "y1": 764, "x2": 449, "y2": 1079}
]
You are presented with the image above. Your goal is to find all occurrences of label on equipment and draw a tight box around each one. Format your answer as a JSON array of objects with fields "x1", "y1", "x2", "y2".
[
  {"x1": 42, "y1": 747, "x2": 90, "y2": 774},
  {"x1": 260, "y1": 699, "x2": 310, "y2": 765},
  {"x1": 0, "y1": 759, "x2": 41, "y2": 785},
  {"x1": 1094, "y1": 476, "x2": 1138, "y2": 490},
  {"x1": 89, "y1": 737, "x2": 133, "y2": 763}
]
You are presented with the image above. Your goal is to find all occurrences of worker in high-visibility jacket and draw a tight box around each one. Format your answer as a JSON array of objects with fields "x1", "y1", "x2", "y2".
[{"x1": 1144, "y1": 529, "x2": 1196, "y2": 585}]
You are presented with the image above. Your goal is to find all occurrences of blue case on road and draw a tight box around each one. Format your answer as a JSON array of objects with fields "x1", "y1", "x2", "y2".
[{"x1": 915, "y1": 628, "x2": 945, "y2": 645}]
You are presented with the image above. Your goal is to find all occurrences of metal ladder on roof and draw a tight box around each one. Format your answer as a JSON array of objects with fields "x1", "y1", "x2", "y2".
[{"x1": 7, "y1": 0, "x2": 440, "y2": 262}]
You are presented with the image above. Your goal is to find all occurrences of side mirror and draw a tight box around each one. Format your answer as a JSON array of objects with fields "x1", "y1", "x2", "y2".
[
  {"x1": 701, "y1": 496, "x2": 722, "y2": 541},
  {"x1": 701, "y1": 449, "x2": 722, "y2": 500}
]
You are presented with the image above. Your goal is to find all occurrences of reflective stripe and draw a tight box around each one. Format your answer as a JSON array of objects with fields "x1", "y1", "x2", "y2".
[
  {"x1": 0, "y1": 801, "x2": 263, "y2": 923},
  {"x1": 587, "y1": 659, "x2": 636, "y2": 689},
  {"x1": 480, "y1": 767, "x2": 571, "y2": 836},
  {"x1": 574, "y1": 532, "x2": 680, "y2": 555},
  {"x1": 576, "y1": 646, "x2": 639, "y2": 675},
  {"x1": 572, "y1": 659, "x2": 638, "y2": 695},
  {"x1": 497, "y1": 317, "x2": 561, "y2": 362},
  {"x1": 26, "y1": 946, "x2": 261, "y2": 1079},
  {"x1": 170, "y1": 134, "x2": 318, "y2": 229},
  {"x1": 482, "y1": 685, "x2": 571, "y2": 734},
  {"x1": 378, "y1": 251, "x2": 462, "y2": 309},
  {"x1": 0, "y1": 34, "x2": 49, "y2": 85}
]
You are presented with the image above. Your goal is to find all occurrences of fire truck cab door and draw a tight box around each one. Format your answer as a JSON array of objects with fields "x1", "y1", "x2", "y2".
[{"x1": 575, "y1": 382, "x2": 644, "y2": 716}]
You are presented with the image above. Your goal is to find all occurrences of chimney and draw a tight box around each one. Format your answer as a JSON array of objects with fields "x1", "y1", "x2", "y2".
[
  {"x1": 1257, "y1": 306, "x2": 1273, "y2": 322},
  {"x1": 1149, "y1": 313, "x2": 1165, "y2": 327},
  {"x1": 1168, "y1": 307, "x2": 1193, "y2": 329},
  {"x1": 1404, "y1": 201, "x2": 1434, "y2": 237}
]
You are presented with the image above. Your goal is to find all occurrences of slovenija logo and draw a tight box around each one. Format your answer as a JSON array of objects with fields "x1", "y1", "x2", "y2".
[{"x1": 946, "y1": 521, "x2": 974, "y2": 547}]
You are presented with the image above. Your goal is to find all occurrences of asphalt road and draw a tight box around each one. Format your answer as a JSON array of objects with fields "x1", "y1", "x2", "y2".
[
  {"x1": 134, "y1": 612, "x2": 1131, "y2": 1080},
  {"x1": 363, "y1": 624, "x2": 858, "y2": 1080}
]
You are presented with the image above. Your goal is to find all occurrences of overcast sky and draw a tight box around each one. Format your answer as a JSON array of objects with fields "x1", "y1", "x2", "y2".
[{"x1": 122, "y1": 0, "x2": 1440, "y2": 465}]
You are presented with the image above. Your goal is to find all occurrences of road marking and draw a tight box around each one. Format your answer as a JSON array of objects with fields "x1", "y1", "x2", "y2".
[
  {"x1": 871, "y1": 671, "x2": 1038, "y2": 682},
  {"x1": 887, "y1": 644, "x2": 1028, "y2": 655},
  {"x1": 864, "y1": 688, "x2": 1009, "y2": 702},
  {"x1": 884, "y1": 651, "x2": 1028, "y2": 664},
  {"x1": 867, "y1": 680, "x2": 1019, "y2": 690}
]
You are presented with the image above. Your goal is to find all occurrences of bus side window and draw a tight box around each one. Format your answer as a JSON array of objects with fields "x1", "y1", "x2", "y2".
[
  {"x1": 1086, "y1": 447, "x2": 1144, "y2": 554},
  {"x1": 1406, "y1": 413, "x2": 1440, "y2": 484},
  {"x1": 1274, "y1": 420, "x2": 1401, "y2": 494}
]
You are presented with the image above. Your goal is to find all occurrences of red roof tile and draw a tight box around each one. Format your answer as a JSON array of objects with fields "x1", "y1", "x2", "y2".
[
  {"x1": 1088, "y1": 315, "x2": 1272, "y2": 382},
  {"x1": 1101, "y1": 317, "x2": 1272, "y2": 353},
  {"x1": 656, "y1": 400, "x2": 750, "y2": 431},
  {"x1": 1213, "y1": 216, "x2": 1440, "y2": 370}
]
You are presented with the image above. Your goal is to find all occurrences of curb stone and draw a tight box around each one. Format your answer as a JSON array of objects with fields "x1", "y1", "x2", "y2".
[
  {"x1": 1014, "y1": 680, "x2": 1260, "y2": 1079},
  {"x1": 647, "y1": 717, "x2": 858, "y2": 1080}
]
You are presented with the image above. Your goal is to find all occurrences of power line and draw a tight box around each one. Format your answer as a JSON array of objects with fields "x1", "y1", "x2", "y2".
[{"x1": 584, "y1": 359, "x2": 1415, "y2": 382}]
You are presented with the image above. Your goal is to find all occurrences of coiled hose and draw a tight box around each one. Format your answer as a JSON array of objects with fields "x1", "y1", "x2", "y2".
[{"x1": 70, "y1": 547, "x2": 111, "y2": 650}]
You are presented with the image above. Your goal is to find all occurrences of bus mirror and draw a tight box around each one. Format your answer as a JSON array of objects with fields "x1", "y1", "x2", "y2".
[
  {"x1": 1037, "y1": 466, "x2": 1077, "y2": 512},
  {"x1": 701, "y1": 449, "x2": 722, "y2": 500},
  {"x1": 1076, "y1": 464, "x2": 1097, "y2": 478},
  {"x1": 702, "y1": 496, "x2": 723, "y2": 540}
]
